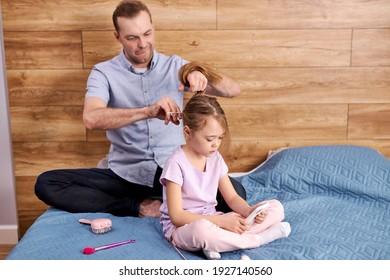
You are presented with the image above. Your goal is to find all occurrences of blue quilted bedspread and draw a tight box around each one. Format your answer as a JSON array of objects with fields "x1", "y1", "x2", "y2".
[{"x1": 7, "y1": 145, "x2": 390, "y2": 260}]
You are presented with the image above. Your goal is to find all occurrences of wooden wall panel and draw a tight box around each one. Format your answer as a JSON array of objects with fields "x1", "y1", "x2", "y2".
[
  {"x1": 10, "y1": 106, "x2": 85, "y2": 141},
  {"x1": 223, "y1": 140, "x2": 390, "y2": 172},
  {"x1": 15, "y1": 177, "x2": 47, "y2": 211},
  {"x1": 13, "y1": 142, "x2": 111, "y2": 177},
  {"x1": 1, "y1": 0, "x2": 217, "y2": 31},
  {"x1": 87, "y1": 129, "x2": 108, "y2": 142},
  {"x1": 218, "y1": 0, "x2": 390, "y2": 29},
  {"x1": 225, "y1": 105, "x2": 347, "y2": 140},
  {"x1": 7, "y1": 70, "x2": 89, "y2": 106},
  {"x1": 220, "y1": 67, "x2": 390, "y2": 105},
  {"x1": 352, "y1": 29, "x2": 390, "y2": 66},
  {"x1": 82, "y1": 31, "x2": 122, "y2": 67},
  {"x1": 2, "y1": 0, "x2": 390, "y2": 240},
  {"x1": 83, "y1": 29, "x2": 352, "y2": 68},
  {"x1": 348, "y1": 104, "x2": 390, "y2": 139},
  {"x1": 156, "y1": 30, "x2": 352, "y2": 67},
  {"x1": 4, "y1": 31, "x2": 82, "y2": 69}
]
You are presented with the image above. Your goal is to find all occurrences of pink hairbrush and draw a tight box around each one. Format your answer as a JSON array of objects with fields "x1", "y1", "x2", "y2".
[
  {"x1": 83, "y1": 239, "x2": 136, "y2": 255},
  {"x1": 79, "y1": 218, "x2": 112, "y2": 234}
]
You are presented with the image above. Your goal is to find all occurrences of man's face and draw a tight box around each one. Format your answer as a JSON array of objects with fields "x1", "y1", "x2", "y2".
[{"x1": 114, "y1": 11, "x2": 155, "y2": 68}]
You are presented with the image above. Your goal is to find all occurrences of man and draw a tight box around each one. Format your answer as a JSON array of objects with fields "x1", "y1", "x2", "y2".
[{"x1": 35, "y1": 0, "x2": 244, "y2": 217}]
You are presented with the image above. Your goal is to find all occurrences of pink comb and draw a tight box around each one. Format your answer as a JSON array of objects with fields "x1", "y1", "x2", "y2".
[{"x1": 83, "y1": 239, "x2": 136, "y2": 255}]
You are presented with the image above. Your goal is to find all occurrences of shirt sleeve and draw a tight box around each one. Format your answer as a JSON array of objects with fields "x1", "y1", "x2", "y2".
[
  {"x1": 160, "y1": 154, "x2": 184, "y2": 187},
  {"x1": 218, "y1": 152, "x2": 229, "y2": 178},
  {"x1": 85, "y1": 67, "x2": 110, "y2": 103}
]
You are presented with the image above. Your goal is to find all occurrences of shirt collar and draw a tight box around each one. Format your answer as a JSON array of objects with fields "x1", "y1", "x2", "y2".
[{"x1": 119, "y1": 49, "x2": 157, "y2": 73}]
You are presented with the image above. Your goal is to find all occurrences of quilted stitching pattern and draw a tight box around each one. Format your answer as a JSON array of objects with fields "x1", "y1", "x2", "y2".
[{"x1": 7, "y1": 145, "x2": 389, "y2": 260}]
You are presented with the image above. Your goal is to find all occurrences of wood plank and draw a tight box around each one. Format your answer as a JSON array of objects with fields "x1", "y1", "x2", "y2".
[
  {"x1": 156, "y1": 29, "x2": 352, "y2": 67},
  {"x1": 7, "y1": 70, "x2": 89, "y2": 106},
  {"x1": 82, "y1": 31, "x2": 123, "y2": 66},
  {"x1": 218, "y1": 0, "x2": 390, "y2": 29},
  {"x1": 15, "y1": 138, "x2": 387, "y2": 177},
  {"x1": 18, "y1": 209, "x2": 47, "y2": 238},
  {"x1": 83, "y1": 29, "x2": 352, "y2": 68},
  {"x1": 0, "y1": 245, "x2": 16, "y2": 259},
  {"x1": 348, "y1": 104, "x2": 390, "y2": 139},
  {"x1": 222, "y1": 140, "x2": 390, "y2": 172},
  {"x1": 87, "y1": 129, "x2": 108, "y2": 142},
  {"x1": 1, "y1": 0, "x2": 216, "y2": 31},
  {"x1": 218, "y1": 67, "x2": 390, "y2": 105},
  {"x1": 10, "y1": 106, "x2": 85, "y2": 142},
  {"x1": 224, "y1": 104, "x2": 348, "y2": 140},
  {"x1": 1, "y1": 0, "x2": 113, "y2": 31},
  {"x1": 85, "y1": 104, "x2": 349, "y2": 141},
  {"x1": 4, "y1": 31, "x2": 82, "y2": 69},
  {"x1": 15, "y1": 176, "x2": 48, "y2": 211},
  {"x1": 352, "y1": 29, "x2": 390, "y2": 66},
  {"x1": 13, "y1": 141, "x2": 110, "y2": 177}
]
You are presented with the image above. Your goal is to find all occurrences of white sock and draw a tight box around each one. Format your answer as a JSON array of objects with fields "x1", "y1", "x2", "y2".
[
  {"x1": 203, "y1": 249, "x2": 221, "y2": 260},
  {"x1": 257, "y1": 222, "x2": 291, "y2": 245}
]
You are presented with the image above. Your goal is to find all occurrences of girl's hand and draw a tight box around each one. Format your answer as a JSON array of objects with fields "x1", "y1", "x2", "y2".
[
  {"x1": 254, "y1": 209, "x2": 268, "y2": 224},
  {"x1": 218, "y1": 212, "x2": 249, "y2": 234},
  {"x1": 248, "y1": 202, "x2": 269, "y2": 225}
]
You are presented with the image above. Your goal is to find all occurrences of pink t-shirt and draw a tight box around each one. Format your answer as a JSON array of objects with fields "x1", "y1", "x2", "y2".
[{"x1": 159, "y1": 147, "x2": 228, "y2": 240}]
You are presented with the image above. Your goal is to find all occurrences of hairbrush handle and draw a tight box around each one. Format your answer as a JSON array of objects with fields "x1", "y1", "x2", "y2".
[
  {"x1": 95, "y1": 239, "x2": 135, "y2": 251},
  {"x1": 83, "y1": 239, "x2": 136, "y2": 255}
]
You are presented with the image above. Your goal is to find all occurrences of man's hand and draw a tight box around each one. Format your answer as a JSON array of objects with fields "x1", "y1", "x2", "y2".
[
  {"x1": 178, "y1": 70, "x2": 208, "y2": 93},
  {"x1": 146, "y1": 96, "x2": 182, "y2": 125}
]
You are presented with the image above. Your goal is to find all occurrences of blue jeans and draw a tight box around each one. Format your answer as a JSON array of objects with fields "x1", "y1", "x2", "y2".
[{"x1": 34, "y1": 167, "x2": 246, "y2": 217}]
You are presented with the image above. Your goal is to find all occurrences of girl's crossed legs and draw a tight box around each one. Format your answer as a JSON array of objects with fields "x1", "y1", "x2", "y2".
[{"x1": 171, "y1": 199, "x2": 290, "y2": 254}]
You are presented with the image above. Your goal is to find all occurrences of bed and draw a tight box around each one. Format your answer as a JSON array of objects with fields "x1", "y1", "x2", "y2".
[{"x1": 6, "y1": 145, "x2": 390, "y2": 260}]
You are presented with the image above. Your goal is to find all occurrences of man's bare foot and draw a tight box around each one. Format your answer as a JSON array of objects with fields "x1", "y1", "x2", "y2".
[{"x1": 139, "y1": 199, "x2": 162, "y2": 218}]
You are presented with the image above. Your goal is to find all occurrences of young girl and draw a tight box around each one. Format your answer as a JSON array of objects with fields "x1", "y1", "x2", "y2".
[{"x1": 159, "y1": 93, "x2": 291, "y2": 260}]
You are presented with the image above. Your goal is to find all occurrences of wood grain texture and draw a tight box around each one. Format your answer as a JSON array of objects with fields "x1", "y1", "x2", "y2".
[
  {"x1": 83, "y1": 29, "x2": 352, "y2": 68},
  {"x1": 10, "y1": 106, "x2": 85, "y2": 141},
  {"x1": 0, "y1": 245, "x2": 15, "y2": 260},
  {"x1": 217, "y1": 0, "x2": 390, "y2": 29},
  {"x1": 1, "y1": 0, "x2": 217, "y2": 31},
  {"x1": 13, "y1": 142, "x2": 110, "y2": 177},
  {"x1": 348, "y1": 104, "x2": 390, "y2": 139},
  {"x1": 17, "y1": 210, "x2": 47, "y2": 238},
  {"x1": 157, "y1": 29, "x2": 352, "y2": 67},
  {"x1": 352, "y1": 29, "x2": 390, "y2": 66},
  {"x1": 15, "y1": 176, "x2": 48, "y2": 211},
  {"x1": 225, "y1": 104, "x2": 348, "y2": 140},
  {"x1": 219, "y1": 67, "x2": 390, "y2": 105},
  {"x1": 7, "y1": 70, "x2": 89, "y2": 106},
  {"x1": 4, "y1": 31, "x2": 82, "y2": 69},
  {"x1": 1, "y1": 0, "x2": 390, "y2": 241},
  {"x1": 223, "y1": 140, "x2": 390, "y2": 172}
]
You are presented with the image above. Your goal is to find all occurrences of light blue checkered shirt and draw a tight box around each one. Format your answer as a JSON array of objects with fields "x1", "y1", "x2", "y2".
[{"x1": 86, "y1": 50, "x2": 187, "y2": 187}]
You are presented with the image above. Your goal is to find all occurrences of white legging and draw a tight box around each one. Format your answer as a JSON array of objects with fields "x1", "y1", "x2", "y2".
[{"x1": 171, "y1": 199, "x2": 285, "y2": 253}]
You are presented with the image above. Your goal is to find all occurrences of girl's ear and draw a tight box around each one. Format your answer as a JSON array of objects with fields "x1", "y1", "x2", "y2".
[{"x1": 183, "y1": 126, "x2": 191, "y2": 138}]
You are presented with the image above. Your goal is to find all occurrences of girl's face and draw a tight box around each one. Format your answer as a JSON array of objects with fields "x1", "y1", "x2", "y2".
[{"x1": 185, "y1": 116, "x2": 226, "y2": 157}]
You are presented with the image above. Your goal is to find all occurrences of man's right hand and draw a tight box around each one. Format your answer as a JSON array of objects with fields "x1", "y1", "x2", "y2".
[{"x1": 147, "y1": 96, "x2": 182, "y2": 125}]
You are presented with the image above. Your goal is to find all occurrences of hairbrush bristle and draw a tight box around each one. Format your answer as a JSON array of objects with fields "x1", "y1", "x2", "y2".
[{"x1": 92, "y1": 227, "x2": 111, "y2": 234}]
